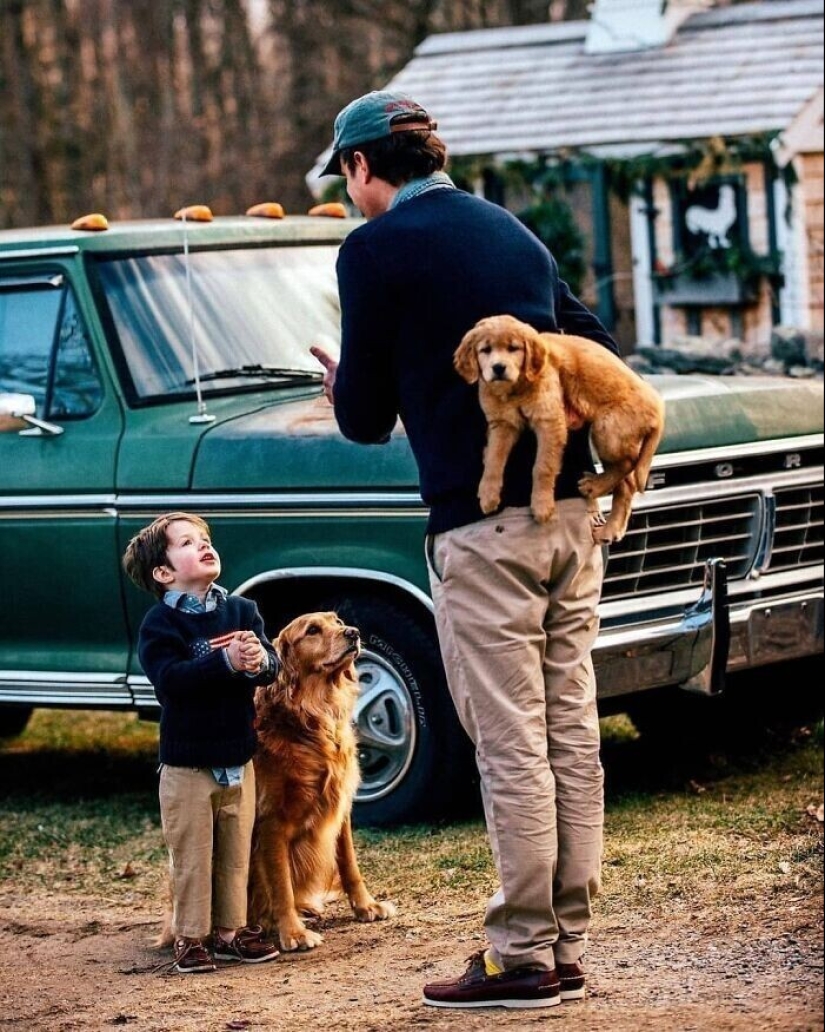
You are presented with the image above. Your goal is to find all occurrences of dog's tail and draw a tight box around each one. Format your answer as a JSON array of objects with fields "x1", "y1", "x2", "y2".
[{"x1": 633, "y1": 420, "x2": 664, "y2": 494}]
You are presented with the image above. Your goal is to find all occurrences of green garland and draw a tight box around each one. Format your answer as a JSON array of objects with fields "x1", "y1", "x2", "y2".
[
  {"x1": 318, "y1": 135, "x2": 793, "y2": 294},
  {"x1": 655, "y1": 242, "x2": 783, "y2": 288},
  {"x1": 450, "y1": 133, "x2": 798, "y2": 207}
]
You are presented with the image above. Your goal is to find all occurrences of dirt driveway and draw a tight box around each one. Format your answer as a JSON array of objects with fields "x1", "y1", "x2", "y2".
[
  {"x1": 1, "y1": 697, "x2": 822, "y2": 1032},
  {"x1": 2, "y1": 851, "x2": 822, "y2": 1031}
]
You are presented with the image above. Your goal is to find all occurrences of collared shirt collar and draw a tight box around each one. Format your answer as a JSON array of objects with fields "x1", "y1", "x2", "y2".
[
  {"x1": 389, "y1": 171, "x2": 456, "y2": 210},
  {"x1": 163, "y1": 583, "x2": 228, "y2": 613}
]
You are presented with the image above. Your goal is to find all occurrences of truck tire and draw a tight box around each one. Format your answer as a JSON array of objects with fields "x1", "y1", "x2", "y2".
[
  {"x1": 0, "y1": 706, "x2": 33, "y2": 740},
  {"x1": 317, "y1": 593, "x2": 476, "y2": 826}
]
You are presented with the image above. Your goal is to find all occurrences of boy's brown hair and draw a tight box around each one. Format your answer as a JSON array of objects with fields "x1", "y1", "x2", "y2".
[{"x1": 122, "y1": 511, "x2": 211, "y2": 599}]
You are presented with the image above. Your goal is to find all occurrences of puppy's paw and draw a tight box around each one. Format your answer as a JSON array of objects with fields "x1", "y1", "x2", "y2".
[
  {"x1": 592, "y1": 522, "x2": 622, "y2": 545},
  {"x1": 478, "y1": 482, "x2": 502, "y2": 515},
  {"x1": 578, "y1": 472, "x2": 598, "y2": 499},
  {"x1": 353, "y1": 898, "x2": 397, "y2": 923},
  {"x1": 279, "y1": 922, "x2": 324, "y2": 952},
  {"x1": 531, "y1": 497, "x2": 556, "y2": 524}
]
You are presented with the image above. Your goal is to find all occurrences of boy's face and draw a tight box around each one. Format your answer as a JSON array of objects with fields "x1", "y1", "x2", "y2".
[{"x1": 152, "y1": 519, "x2": 221, "y2": 597}]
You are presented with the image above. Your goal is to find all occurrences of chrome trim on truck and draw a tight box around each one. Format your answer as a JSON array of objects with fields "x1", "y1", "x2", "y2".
[
  {"x1": 3, "y1": 573, "x2": 822, "y2": 712},
  {"x1": 0, "y1": 672, "x2": 132, "y2": 707},
  {"x1": 728, "y1": 593, "x2": 824, "y2": 671},
  {"x1": 595, "y1": 582, "x2": 822, "y2": 699},
  {"x1": 594, "y1": 559, "x2": 730, "y2": 699}
]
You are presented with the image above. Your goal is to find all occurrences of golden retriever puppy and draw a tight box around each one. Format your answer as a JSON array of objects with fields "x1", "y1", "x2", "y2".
[
  {"x1": 248, "y1": 612, "x2": 395, "y2": 951},
  {"x1": 454, "y1": 314, "x2": 665, "y2": 544}
]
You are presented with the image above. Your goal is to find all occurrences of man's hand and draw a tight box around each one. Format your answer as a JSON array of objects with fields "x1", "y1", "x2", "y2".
[{"x1": 309, "y1": 345, "x2": 338, "y2": 405}]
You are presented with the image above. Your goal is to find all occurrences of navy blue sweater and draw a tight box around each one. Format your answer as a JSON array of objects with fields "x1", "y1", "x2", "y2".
[
  {"x1": 333, "y1": 188, "x2": 620, "y2": 534},
  {"x1": 137, "y1": 595, "x2": 277, "y2": 768}
]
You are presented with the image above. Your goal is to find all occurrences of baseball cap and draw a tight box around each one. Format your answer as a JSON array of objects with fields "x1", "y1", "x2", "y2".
[{"x1": 320, "y1": 91, "x2": 437, "y2": 176}]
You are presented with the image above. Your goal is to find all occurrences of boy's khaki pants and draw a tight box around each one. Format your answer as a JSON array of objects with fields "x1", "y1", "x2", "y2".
[
  {"x1": 427, "y1": 501, "x2": 604, "y2": 972},
  {"x1": 159, "y1": 761, "x2": 256, "y2": 939}
]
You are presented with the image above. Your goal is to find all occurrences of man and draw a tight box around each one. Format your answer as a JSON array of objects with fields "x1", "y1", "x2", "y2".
[{"x1": 311, "y1": 90, "x2": 619, "y2": 1011}]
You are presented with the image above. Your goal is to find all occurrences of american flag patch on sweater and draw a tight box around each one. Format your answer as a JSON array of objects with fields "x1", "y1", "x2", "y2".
[{"x1": 190, "y1": 632, "x2": 236, "y2": 660}]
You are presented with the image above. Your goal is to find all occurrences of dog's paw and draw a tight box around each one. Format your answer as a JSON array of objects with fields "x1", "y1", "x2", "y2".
[
  {"x1": 353, "y1": 898, "x2": 397, "y2": 923},
  {"x1": 279, "y1": 924, "x2": 324, "y2": 951}
]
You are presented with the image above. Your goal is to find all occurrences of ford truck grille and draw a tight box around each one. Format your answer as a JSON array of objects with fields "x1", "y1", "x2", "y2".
[
  {"x1": 603, "y1": 495, "x2": 762, "y2": 601},
  {"x1": 769, "y1": 484, "x2": 824, "y2": 573}
]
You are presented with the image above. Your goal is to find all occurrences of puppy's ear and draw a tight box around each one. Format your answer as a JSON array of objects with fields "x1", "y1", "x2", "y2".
[
  {"x1": 454, "y1": 333, "x2": 480, "y2": 384},
  {"x1": 524, "y1": 331, "x2": 548, "y2": 383}
]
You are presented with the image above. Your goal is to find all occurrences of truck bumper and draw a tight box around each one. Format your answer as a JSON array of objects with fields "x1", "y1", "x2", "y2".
[
  {"x1": 727, "y1": 592, "x2": 824, "y2": 673},
  {"x1": 595, "y1": 560, "x2": 824, "y2": 700}
]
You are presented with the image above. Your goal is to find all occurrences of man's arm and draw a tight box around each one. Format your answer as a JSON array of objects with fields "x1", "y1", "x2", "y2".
[
  {"x1": 556, "y1": 276, "x2": 621, "y2": 357},
  {"x1": 325, "y1": 236, "x2": 400, "y2": 444}
]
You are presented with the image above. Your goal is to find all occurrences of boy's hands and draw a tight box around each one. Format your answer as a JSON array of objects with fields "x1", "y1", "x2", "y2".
[{"x1": 226, "y1": 631, "x2": 268, "y2": 674}]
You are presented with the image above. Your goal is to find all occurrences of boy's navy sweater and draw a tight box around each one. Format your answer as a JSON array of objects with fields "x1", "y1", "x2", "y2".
[
  {"x1": 333, "y1": 189, "x2": 620, "y2": 535},
  {"x1": 138, "y1": 595, "x2": 277, "y2": 768}
]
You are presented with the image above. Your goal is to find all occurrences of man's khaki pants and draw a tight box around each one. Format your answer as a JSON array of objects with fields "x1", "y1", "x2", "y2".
[
  {"x1": 159, "y1": 761, "x2": 256, "y2": 939},
  {"x1": 427, "y1": 501, "x2": 604, "y2": 972}
]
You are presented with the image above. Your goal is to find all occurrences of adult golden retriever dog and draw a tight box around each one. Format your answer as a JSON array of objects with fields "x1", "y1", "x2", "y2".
[
  {"x1": 247, "y1": 612, "x2": 395, "y2": 951},
  {"x1": 454, "y1": 314, "x2": 665, "y2": 544}
]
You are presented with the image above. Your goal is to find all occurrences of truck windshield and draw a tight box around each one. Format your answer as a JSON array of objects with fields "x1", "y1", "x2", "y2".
[{"x1": 95, "y1": 245, "x2": 341, "y2": 400}]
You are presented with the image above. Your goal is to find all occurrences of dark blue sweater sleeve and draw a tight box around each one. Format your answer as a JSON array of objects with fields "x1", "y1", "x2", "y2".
[
  {"x1": 556, "y1": 276, "x2": 621, "y2": 356},
  {"x1": 138, "y1": 600, "x2": 277, "y2": 701},
  {"x1": 248, "y1": 602, "x2": 279, "y2": 683},
  {"x1": 333, "y1": 235, "x2": 400, "y2": 444},
  {"x1": 138, "y1": 614, "x2": 234, "y2": 700}
]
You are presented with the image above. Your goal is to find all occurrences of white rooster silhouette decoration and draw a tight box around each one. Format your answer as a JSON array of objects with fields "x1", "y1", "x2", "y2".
[{"x1": 685, "y1": 184, "x2": 737, "y2": 249}]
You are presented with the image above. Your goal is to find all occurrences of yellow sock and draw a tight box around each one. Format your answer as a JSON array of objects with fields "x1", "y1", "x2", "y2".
[{"x1": 484, "y1": 949, "x2": 504, "y2": 976}]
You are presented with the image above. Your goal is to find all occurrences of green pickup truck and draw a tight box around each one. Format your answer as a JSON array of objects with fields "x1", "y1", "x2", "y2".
[{"x1": 1, "y1": 211, "x2": 822, "y2": 824}]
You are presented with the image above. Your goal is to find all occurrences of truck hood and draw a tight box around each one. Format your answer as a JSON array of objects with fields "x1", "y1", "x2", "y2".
[
  {"x1": 649, "y1": 374, "x2": 823, "y2": 453},
  {"x1": 191, "y1": 375, "x2": 823, "y2": 491},
  {"x1": 193, "y1": 394, "x2": 419, "y2": 490}
]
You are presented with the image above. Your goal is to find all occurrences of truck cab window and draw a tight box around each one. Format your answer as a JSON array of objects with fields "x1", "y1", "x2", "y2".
[{"x1": 0, "y1": 277, "x2": 102, "y2": 419}]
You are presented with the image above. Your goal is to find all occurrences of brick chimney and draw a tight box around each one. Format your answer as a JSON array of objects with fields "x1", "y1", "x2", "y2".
[{"x1": 585, "y1": 0, "x2": 713, "y2": 54}]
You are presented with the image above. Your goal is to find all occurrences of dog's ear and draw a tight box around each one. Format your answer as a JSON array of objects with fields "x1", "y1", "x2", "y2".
[
  {"x1": 524, "y1": 330, "x2": 548, "y2": 383},
  {"x1": 454, "y1": 332, "x2": 480, "y2": 384},
  {"x1": 274, "y1": 632, "x2": 300, "y2": 702}
]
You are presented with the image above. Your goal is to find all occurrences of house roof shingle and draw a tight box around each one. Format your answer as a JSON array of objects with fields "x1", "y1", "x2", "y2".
[{"x1": 312, "y1": 0, "x2": 824, "y2": 179}]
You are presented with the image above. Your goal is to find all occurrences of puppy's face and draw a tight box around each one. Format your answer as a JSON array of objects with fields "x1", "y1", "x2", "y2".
[
  {"x1": 454, "y1": 315, "x2": 546, "y2": 387},
  {"x1": 277, "y1": 612, "x2": 361, "y2": 685}
]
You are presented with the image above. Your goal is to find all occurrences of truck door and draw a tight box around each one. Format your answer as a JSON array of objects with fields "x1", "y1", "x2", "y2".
[{"x1": 0, "y1": 268, "x2": 130, "y2": 705}]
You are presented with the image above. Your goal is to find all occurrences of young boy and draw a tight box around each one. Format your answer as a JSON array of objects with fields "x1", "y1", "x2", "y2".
[{"x1": 123, "y1": 511, "x2": 280, "y2": 974}]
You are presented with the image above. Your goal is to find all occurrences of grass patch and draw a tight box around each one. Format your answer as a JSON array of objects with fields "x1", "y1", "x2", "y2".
[
  {"x1": 0, "y1": 711, "x2": 163, "y2": 898},
  {"x1": 0, "y1": 706, "x2": 821, "y2": 927},
  {"x1": 6, "y1": 708, "x2": 159, "y2": 755}
]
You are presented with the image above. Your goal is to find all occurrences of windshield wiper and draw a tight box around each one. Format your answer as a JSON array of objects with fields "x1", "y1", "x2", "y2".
[{"x1": 186, "y1": 364, "x2": 323, "y2": 385}]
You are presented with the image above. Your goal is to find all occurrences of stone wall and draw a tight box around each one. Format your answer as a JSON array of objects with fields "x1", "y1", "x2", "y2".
[{"x1": 627, "y1": 326, "x2": 825, "y2": 378}]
